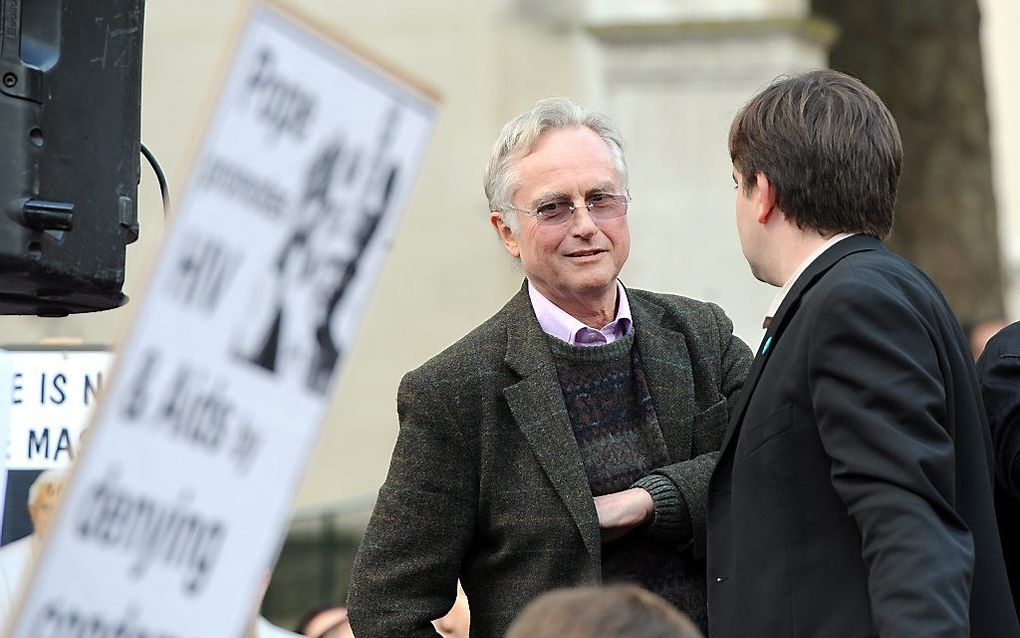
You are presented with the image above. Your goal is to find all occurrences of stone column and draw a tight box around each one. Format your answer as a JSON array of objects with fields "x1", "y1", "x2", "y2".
[{"x1": 581, "y1": 0, "x2": 836, "y2": 342}]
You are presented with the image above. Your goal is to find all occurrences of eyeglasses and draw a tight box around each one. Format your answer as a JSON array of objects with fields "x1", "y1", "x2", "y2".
[{"x1": 508, "y1": 193, "x2": 630, "y2": 226}]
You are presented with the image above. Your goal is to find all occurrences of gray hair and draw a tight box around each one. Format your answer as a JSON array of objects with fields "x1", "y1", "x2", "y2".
[
  {"x1": 484, "y1": 97, "x2": 629, "y2": 232},
  {"x1": 28, "y1": 469, "x2": 67, "y2": 507}
]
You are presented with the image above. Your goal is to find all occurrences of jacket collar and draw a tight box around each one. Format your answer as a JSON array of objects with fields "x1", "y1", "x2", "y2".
[
  {"x1": 503, "y1": 282, "x2": 602, "y2": 565},
  {"x1": 502, "y1": 281, "x2": 697, "y2": 567},
  {"x1": 717, "y1": 234, "x2": 884, "y2": 456}
]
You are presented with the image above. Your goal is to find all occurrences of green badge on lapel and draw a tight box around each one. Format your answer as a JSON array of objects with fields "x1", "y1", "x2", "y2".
[{"x1": 761, "y1": 336, "x2": 773, "y2": 354}]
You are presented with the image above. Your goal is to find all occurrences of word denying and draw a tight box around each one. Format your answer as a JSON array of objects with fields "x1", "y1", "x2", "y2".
[{"x1": 75, "y1": 466, "x2": 225, "y2": 595}]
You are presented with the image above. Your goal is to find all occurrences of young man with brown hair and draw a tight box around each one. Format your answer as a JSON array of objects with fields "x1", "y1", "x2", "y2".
[{"x1": 708, "y1": 69, "x2": 1019, "y2": 637}]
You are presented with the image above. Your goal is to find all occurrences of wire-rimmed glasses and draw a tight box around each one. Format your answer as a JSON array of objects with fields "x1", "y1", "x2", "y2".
[{"x1": 508, "y1": 193, "x2": 630, "y2": 226}]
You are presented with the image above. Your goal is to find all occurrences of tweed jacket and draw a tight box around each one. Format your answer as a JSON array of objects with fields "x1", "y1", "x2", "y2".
[{"x1": 347, "y1": 282, "x2": 751, "y2": 638}]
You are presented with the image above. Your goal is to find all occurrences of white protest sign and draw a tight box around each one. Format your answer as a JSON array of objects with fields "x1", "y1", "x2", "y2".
[
  {"x1": 2, "y1": 350, "x2": 108, "y2": 469},
  {"x1": 0, "y1": 349, "x2": 111, "y2": 627},
  {"x1": 5, "y1": 4, "x2": 436, "y2": 636},
  {"x1": 6, "y1": 352, "x2": 99, "y2": 467}
]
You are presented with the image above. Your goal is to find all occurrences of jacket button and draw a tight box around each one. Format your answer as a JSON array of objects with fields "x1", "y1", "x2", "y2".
[{"x1": 715, "y1": 576, "x2": 728, "y2": 583}]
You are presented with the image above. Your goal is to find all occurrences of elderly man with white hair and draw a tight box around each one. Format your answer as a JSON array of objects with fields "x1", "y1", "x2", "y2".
[
  {"x1": 0, "y1": 469, "x2": 67, "y2": 626},
  {"x1": 347, "y1": 98, "x2": 751, "y2": 637}
]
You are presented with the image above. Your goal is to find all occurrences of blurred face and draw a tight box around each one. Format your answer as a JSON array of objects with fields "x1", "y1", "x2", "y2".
[
  {"x1": 29, "y1": 480, "x2": 64, "y2": 538},
  {"x1": 496, "y1": 127, "x2": 629, "y2": 314}
]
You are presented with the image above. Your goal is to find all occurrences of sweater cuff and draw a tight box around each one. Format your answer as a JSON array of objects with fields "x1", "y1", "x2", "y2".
[{"x1": 631, "y1": 474, "x2": 692, "y2": 544}]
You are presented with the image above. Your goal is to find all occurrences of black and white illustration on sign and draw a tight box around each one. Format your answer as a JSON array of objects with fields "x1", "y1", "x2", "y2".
[{"x1": 234, "y1": 106, "x2": 403, "y2": 394}]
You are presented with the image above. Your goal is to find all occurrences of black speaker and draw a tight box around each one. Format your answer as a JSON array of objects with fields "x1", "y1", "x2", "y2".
[{"x1": 0, "y1": 0, "x2": 144, "y2": 316}]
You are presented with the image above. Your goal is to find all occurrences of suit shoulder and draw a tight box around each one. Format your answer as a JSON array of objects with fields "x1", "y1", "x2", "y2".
[
  {"x1": 628, "y1": 288, "x2": 749, "y2": 366},
  {"x1": 829, "y1": 246, "x2": 932, "y2": 288},
  {"x1": 628, "y1": 288, "x2": 733, "y2": 329},
  {"x1": 807, "y1": 250, "x2": 944, "y2": 313},
  {"x1": 981, "y1": 321, "x2": 1020, "y2": 361},
  {"x1": 804, "y1": 251, "x2": 962, "y2": 346},
  {"x1": 402, "y1": 305, "x2": 510, "y2": 390}
]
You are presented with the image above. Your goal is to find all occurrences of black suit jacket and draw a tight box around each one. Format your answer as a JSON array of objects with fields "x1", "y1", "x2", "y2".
[
  {"x1": 707, "y1": 235, "x2": 1019, "y2": 637},
  {"x1": 977, "y1": 320, "x2": 1020, "y2": 613}
]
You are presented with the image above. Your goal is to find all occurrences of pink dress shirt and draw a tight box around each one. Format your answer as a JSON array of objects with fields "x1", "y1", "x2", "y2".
[{"x1": 528, "y1": 281, "x2": 633, "y2": 347}]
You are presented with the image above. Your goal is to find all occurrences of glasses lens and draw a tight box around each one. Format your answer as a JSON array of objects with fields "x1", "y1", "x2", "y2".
[
  {"x1": 588, "y1": 195, "x2": 628, "y2": 219},
  {"x1": 537, "y1": 201, "x2": 574, "y2": 224}
]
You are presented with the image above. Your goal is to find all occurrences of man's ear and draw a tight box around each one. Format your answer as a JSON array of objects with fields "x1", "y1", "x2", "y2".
[
  {"x1": 490, "y1": 212, "x2": 521, "y2": 258},
  {"x1": 754, "y1": 172, "x2": 777, "y2": 224}
]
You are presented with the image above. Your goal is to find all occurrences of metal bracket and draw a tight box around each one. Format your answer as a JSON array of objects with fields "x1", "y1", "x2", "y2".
[
  {"x1": 0, "y1": 61, "x2": 43, "y2": 102},
  {"x1": 23, "y1": 199, "x2": 74, "y2": 231},
  {"x1": 1, "y1": 0, "x2": 44, "y2": 103}
]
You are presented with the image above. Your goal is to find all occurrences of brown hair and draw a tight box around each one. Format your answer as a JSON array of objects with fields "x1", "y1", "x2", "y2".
[
  {"x1": 729, "y1": 69, "x2": 902, "y2": 239},
  {"x1": 505, "y1": 585, "x2": 703, "y2": 638}
]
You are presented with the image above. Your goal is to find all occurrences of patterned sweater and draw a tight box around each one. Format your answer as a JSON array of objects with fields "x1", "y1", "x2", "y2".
[{"x1": 549, "y1": 332, "x2": 709, "y2": 630}]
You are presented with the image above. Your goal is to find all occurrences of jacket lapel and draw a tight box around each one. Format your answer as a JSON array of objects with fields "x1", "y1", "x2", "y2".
[
  {"x1": 502, "y1": 284, "x2": 602, "y2": 566},
  {"x1": 717, "y1": 235, "x2": 883, "y2": 456},
  {"x1": 631, "y1": 293, "x2": 696, "y2": 461}
]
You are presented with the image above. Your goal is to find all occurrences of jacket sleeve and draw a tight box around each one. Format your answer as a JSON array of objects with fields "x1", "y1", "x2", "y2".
[
  {"x1": 347, "y1": 371, "x2": 476, "y2": 638},
  {"x1": 978, "y1": 327, "x2": 1020, "y2": 500},
  {"x1": 632, "y1": 302, "x2": 752, "y2": 559},
  {"x1": 808, "y1": 276, "x2": 972, "y2": 636}
]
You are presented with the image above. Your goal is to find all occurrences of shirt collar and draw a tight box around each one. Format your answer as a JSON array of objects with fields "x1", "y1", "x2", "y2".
[
  {"x1": 764, "y1": 232, "x2": 856, "y2": 324},
  {"x1": 528, "y1": 280, "x2": 633, "y2": 346}
]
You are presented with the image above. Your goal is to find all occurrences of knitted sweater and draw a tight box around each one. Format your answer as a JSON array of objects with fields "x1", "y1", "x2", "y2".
[{"x1": 548, "y1": 333, "x2": 709, "y2": 630}]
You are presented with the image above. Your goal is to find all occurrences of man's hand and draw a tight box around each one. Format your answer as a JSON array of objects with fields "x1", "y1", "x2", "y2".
[{"x1": 594, "y1": 487, "x2": 655, "y2": 544}]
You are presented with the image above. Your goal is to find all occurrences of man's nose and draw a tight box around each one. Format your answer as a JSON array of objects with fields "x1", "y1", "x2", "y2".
[{"x1": 568, "y1": 204, "x2": 598, "y2": 237}]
